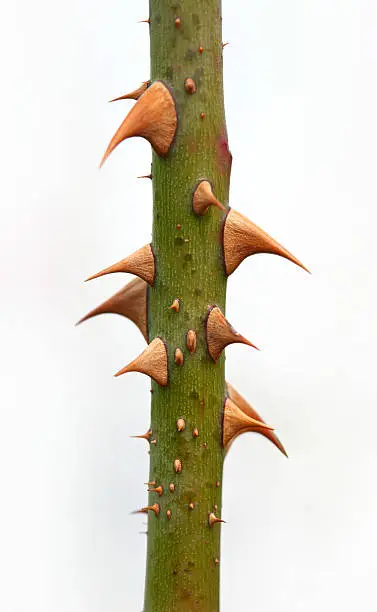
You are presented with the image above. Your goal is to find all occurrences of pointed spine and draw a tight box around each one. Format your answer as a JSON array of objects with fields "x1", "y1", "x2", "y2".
[
  {"x1": 131, "y1": 429, "x2": 152, "y2": 442},
  {"x1": 100, "y1": 81, "x2": 178, "y2": 165},
  {"x1": 85, "y1": 244, "x2": 155, "y2": 286},
  {"x1": 192, "y1": 180, "x2": 225, "y2": 216},
  {"x1": 109, "y1": 80, "x2": 150, "y2": 102},
  {"x1": 222, "y1": 208, "x2": 309, "y2": 276},
  {"x1": 226, "y1": 383, "x2": 287, "y2": 457},
  {"x1": 205, "y1": 305, "x2": 258, "y2": 363},
  {"x1": 114, "y1": 337, "x2": 168, "y2": 387},
  {"x1": 77, "y1": 277, "x2": 148, "y2": 341},
  {"x1": 222, "y1": 397, "x2": 274, "y2": 449},
  {"x1": 136, "y1": 504, "x2": 160, "y2": 517}
]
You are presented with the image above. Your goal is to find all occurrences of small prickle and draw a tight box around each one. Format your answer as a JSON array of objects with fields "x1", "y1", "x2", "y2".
[
  {"x1": 169, "y1": 298, "x2": 180, "y2": 312},
  {"x1": 131, "y1": 429, "x2": 152, "y2": 442},
  {"x1": 148, "y1": 485, "x2": 163, "y2": 496},
  {"x1": 174, "y1": 459, "x2": 182, "y2": 473},
  {"x1": 184, "y1": 78, "x2": 196, "y2": 94},
  {"x1": 208, "y1": 512, "x2": 225, "y2": 527},
  {"x1": 205, "y1": 305, "x2": 258, "y2": 362},
  {"x1": 174, "y1": 348, "x2": 184, "y2": 366},
  {"x1": 169, "y1": 483, "x2": 175, "y2": 493},
  {"x1": 186, "y1": 330, "x2": 197, "y2": 354},
  {"x1": 214, "y1": 558, "x2": 220, "y2": 566},
  {"x1": 192, "y1": 428, "x2": 199, "y2": 438},
  {"x1": 167, "y1": 510, "x2": 172, "y2": 520},
  {"x1": 109, "y1": 81, "x2": 150, "y2": 102},
  {"x1": 176, "y1": 418, "x2": 185, "y2": 432},
  {"x1": 192, "y1": 180, "x2": 225, "y2": 216},
  {"x1": 150, "y1": 439, "x2": 157, "y2": 445},
  {"x1": 198, "y1": 46, "x2": 204, "y2": 54},
  {"x1": 189, "y1": 503, "x2": 195, "y2": 510},
  {"x1": 175, "y1": 17, "x2": 181, "y2": 28},
  {"x1": 200, "y1": 112, "x2": 205, "y2": 120},
  {"x1": 135, "y1": 504, "x2": 160, "y2": 517}
]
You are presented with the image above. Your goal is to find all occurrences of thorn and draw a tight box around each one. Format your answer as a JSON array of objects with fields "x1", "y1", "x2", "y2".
[
  {"x1": 223, "y1": 397, "x2": 274, "y2": 449},
  {"x1": 216, "y1": 481, "x2": 220, "y2": 488},
  {"x1": 223, "y1": 209, "x2": 310, "y2": 276},
  {"x1": 137, "y1": 173, "x2": 152, "y2": 180},
  {"x1": 145, "y1": 481, "x2": 156, "y2": 486},
  {"x1": 198, "y1": 46, "x2": 204, "y2": 54},
  {"x1": 176, "y1": 418, "x2": 185, "y2": 432},
  {"x1": 205, "y1": 305, "x2": 259, "y2": 362},
  {"x1": 148, "y1": 485, "x2": 163, "y2": 496},
  {"x1": 186, "y1": 330, "x2": 197, "y2": 354},
  {"x1": 169, "y1": 483, "x2": 175, "y2": 492},
  {"x1": 150, "y1": 439, "x2": 157, "y2": 445},
  {"x1": 175, "y1": 17, "x2": 181, "y2": 28},
  {"x1": 135, "y1": 504, "x2": 160, "y2": 517},
  {"x1": 167, "y1": 510, "x2": 172, "y2": 520},
  {"x1": 139, "y1": 18, "x2": 150, "y2": 24},
  {"x1": 174, "y1": 459, "x2": 182, "y2": 473},
  {"x1": 226, "y1": 382, "x2": 288, "y2": 457},
  {"x1": 214, "y1": 558, "x2": 220, "y2": 566},
  {"x1": 176, "y1": 224, "x2": 182, "y2": 229},
  {"x1": 76, "y1": 277, "x2": 148, "y2": 341},
  {"x1": 114, "y1": 337, "x2": 168, "y2": 386},
  {"x1": 169, "y1": 298, "x2": 180, "y2": 312},
  {"x1": 184, "y1": 77, "x2": 196, "y2": 94},
  {"x1": 192, "y1": 428, "x2": 199, "y2": 438},
  {"x1": 200, "y1": 112, "x2": 205, "y2": 120},
  {"x1": 100, "y1": 80, "x2": 178, "y2": 165},
  {"x1": 174, "y1": 348, "x2": 184, "y2": 366},
  {"x1": 201, "y1": 442, "x2": 207, "y2": 449},
  {"x1": 222, "y1": 42, "x2": 229, "y2": 48},
  {"x1": 85, "y1": 244, "x2": 155, "y2": 286},
  {"x1": 109, "y1": 81, "x2": 150, "y2": 103},
  {"x1": 208, "y1": 512, "x2": 225, "y2": 527},
  {"x1": 189, "y1": 503, "x2": 195, "y2": 510},
  {"x1": 131, "y1": 429, "x2": 152, "y2": 442},
  {"x1": 192, "y1": 180, "x2": 225, "y2": 216}
]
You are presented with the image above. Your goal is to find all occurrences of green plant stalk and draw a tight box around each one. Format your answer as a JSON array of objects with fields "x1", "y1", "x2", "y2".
[{"x1": 146, "y1": 1, "x2": 230, "y2": 610}]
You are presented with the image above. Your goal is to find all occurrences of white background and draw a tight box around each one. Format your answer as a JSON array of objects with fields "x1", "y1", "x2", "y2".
[{"x1": 0, "y1": 0, "x2": 376, "y2": 610}]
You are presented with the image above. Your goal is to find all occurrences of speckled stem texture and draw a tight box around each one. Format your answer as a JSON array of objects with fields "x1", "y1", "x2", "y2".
[{"x1": 145, "y1": 1, "x2": 231, "y2": 610}]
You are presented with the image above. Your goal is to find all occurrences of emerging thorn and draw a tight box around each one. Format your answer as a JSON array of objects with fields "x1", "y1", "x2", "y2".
[
  {"x1": 100, "y1": 80, "x2": 177, "y2": 165},
  {"x1": 198, "y1": 46, "x2": 204, "y2": 54},
  {"x1": 186, "y1": 330, "x2": 197, "y2": 354},
  {"x1": 169, "y1": 483, "x2": 175, "y2": 492},
  {"x1": 189, "y1": 503, "x2": 195, "y2": 510},
  {"x1": 205, "y1": 305, "x2": 259, "y2": 362},
  {"x1": 167, "y1": 510, "x2": 172, "y2": 520},
  {"x1": 175, "y1": 17, "x2": 181, "y2": 28},
  {"x1": 176, "y1": 418, "x2": 185, "y2": 432},
  {"x1": 109, "y1": 81, "x2": 150, "y2": 103},
  {"x1": 226, "y1": 383, "x2": 288, "y2": 456},
  {"x1": 169, "y1": 298, "x2": 180, "y2": 312},
  {"x1": 184, "y1": 78, "x2": 196, "y2": 94},
  {"x1": 174, "y1": 459, "x2": 182, "y2": 473},
  {"x1": 85, "y1": 244, "x2": 155, "y2": 286},
  {"x1": 192, "y1": 180, "x2": 225, "y2": 216},
  {"x1": 223, "y1": 209, "x2": 310, "y2": 276},
  {"x1": 192, "y1": 428, "x2": 199, "y2": 438},
  {"x1": 174, "y1": 348, "x2": 184, "y2": 366},
  {"x1": 208, "y1": 512, "x2": 225, "y2": 527},
  {"x1": 114, "y1": 337, "x2": 168, "y2": 386},
  {"x1": 77, "y1": 277, "x2": 148, "y2": 341}
]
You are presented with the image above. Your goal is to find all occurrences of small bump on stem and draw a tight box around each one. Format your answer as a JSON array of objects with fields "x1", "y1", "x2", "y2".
[
  {"x1": 184, "y1": 78, "x2": 197, "y2": 94},
  {"x1": 169, "y1": 298, "x2": 180, "y2": 312},
  {"x1": 174, "y1": 348, "x2": 184, "y2": 366},
  {"x1": 176, "y1": 418, "x2": 185, "y2": 432},
  {"x1": 174, "y1": 459, "x2": 182, "y2": 473}
]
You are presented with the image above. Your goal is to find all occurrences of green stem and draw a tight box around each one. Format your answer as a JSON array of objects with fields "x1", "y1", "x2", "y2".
[{"x1": 145, "y1": 1, "x2": 231, "y2": 610}]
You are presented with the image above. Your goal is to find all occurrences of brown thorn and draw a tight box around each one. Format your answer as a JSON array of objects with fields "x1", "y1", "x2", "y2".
[
  {"x1": 192, "y1": 428, "x2": 199, "y2": 438},
  {"x1": 226, "y1": 382, "x2": 288, "y2": 457},
  {"x1": 100, "y1": 80, "x2": 177, "y2": 165},
  {"x1": 189, "y1": 503, "x2": 195, "y2": 510},
  {"x1": 169, "y1": 483, "x2": 175, "y2": 493},
  {"x1": 139, "y1": 18, "x2": 150, "y2": 24},
  {"x1": 148, "y1": 485, "x2": 163, "y2": 496},
  {"x1": 222, "y1": 42, "x2": 229, "y2": 48},
  {"x1": 205, "y1": 305, "x2": 259, "y2": 362},
  {"x1": 223, "y1": 208, "x2": 310, "y2": 276},
  {"x1": 131, "y1": 429, "x2": 152, "y2": 441},
  {"x1": 150, "y1": 439, "x2": 157, "y2": 445},
  {"x1": 135, "y1": 503, "x2": 160, "y2": 517},
  {"x1": 192, "y1": 180, "x2": 225, "y2": 216},
  {"x1": 166, "y1": 510, "x2": 172, "y2": 520},
  {"x1": 137, "y1": 173, "x2": 152, "y2": 180},
  {"x1": 198, "y1": 46, "x2": 204, "y2": 54},
  {"x1": 222, "y1": 397, "x2": 274, "y2": 449},
  {"x1": 175, "y1": 17, "x2": 181, "y2": 28},
  {"x1": 176, "y1": 418, "x2": 185, "y2": 432},
  {"x1": 114, "y1": 337, "x2": 168, "y2": 386},
  {"x1": 208, "y1": 512, "x2": 225, "y2": 527},
  {"x1": 109, "y1": 81, "x2": 150, "y2": 103},
  {"x1": 85, "y1": 244, "x2": 155, "y2": 286},
  {"x1": 145, "y1": 481, "x2": 156, "y2": 486},
  {"x1": 200, "y1": 112, "x2": 205, "y2": 120},
  {"x1": 77, "y1": 277, "x2": 148, "y2": 341}
]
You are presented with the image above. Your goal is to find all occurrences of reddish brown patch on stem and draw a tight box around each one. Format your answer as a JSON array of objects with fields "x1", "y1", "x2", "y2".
[{"x1": 216, "y1": 130, "x2": 232, "y2": 176}]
